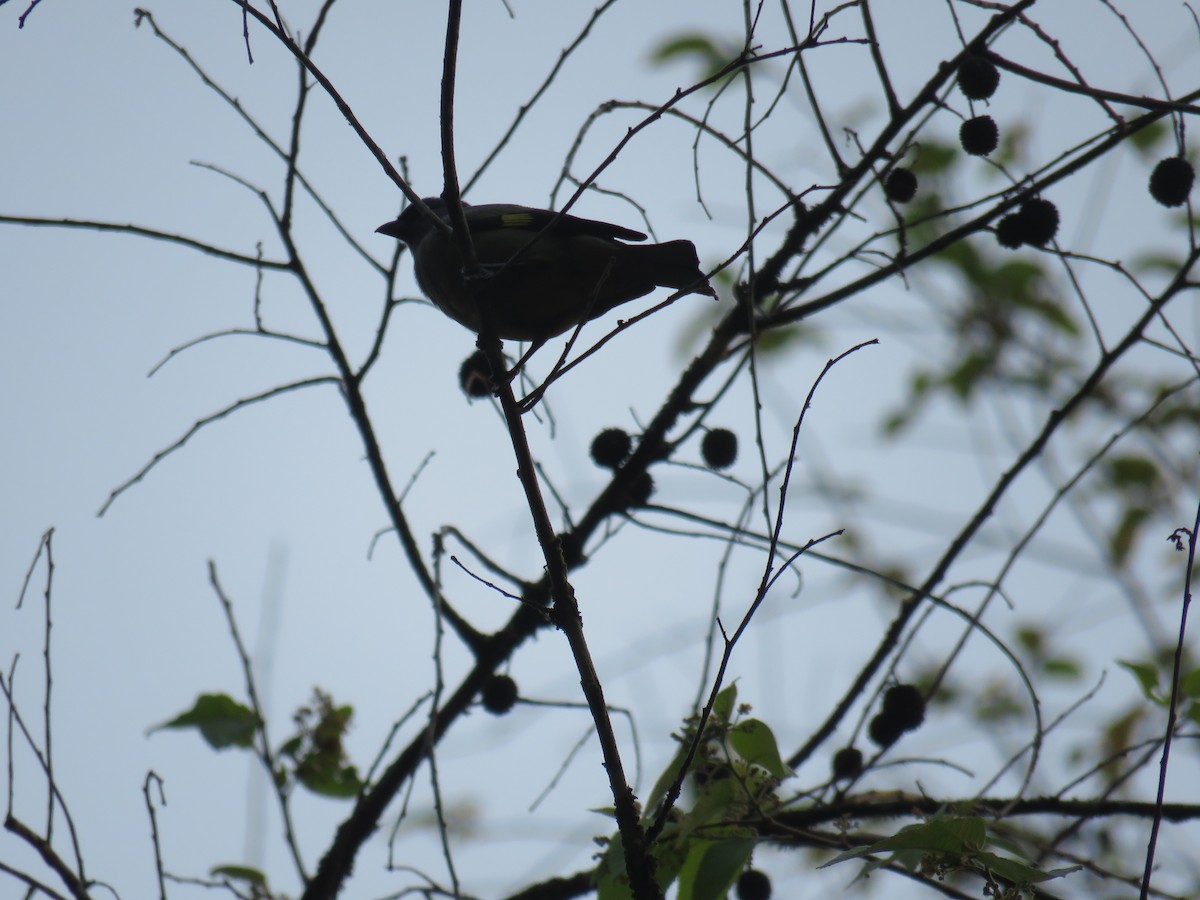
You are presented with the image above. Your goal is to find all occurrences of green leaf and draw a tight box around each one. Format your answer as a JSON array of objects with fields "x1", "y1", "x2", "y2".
[
  {"x1": 1015, "y1": 626, "x2": 1045, "y2": 657},
  {"x1": 651, "y1": 33, "x2": 721, "y2": 63},
  {"x1": 210, "y1": 864, "x2": 266, "y2": 886},
  {"x1": 1018, "y1": 294, "x2": 1079, "y2": 336},
  {"x1": 1180, "y1": 668, "x2": 1200, "y2": 699},
  {"x1": 296, "y1": 761, "x2": 363, "y2": 799},
  {"x1": 595, "y1": 830, "x2": 633, "y2": 900},
  {"x1": 1117, "y1": 659, "x2": 1165, "y2": 705},
  {"x1": 1128, "y1": 119, "x2": 1170, "y2": 154},
  {"x1": 596, "y1": 873, "x2": 632, "y2": 900},
  {"x1": 992, "y1": 259, "x2": 1047, "y2": 299},
  {"x1": 935, "y1": 234, "x2": 989, "y2": 283},
  {"x1": 596, "y1": 828, "x2": 687, "y2": 900},
  {"x1": 945, "y1": 352, "x2": 992, "y2": 401},
  {"x1": 821, "y1": 817, "x2": 987, "y2": 867},
  {"x1": 1107, "y1": 455, "x2": 1160, "y2": 488},
  {"x1": 1185, "y1": 703, "x2": 1200, "y2": 729},
  {"x1": 712, "y1": 683, "x2": 738, "y2": 723},
  {"x1": 820, "y1": 817, "x2": 1078, "y2": 887},
  {"x1": 644, "y1": 745, "x2": 691, "y2": 815},
  {"x1": 1110, "y1": 505, "x2": 1151, "y2": 567},
  {"x1": 1132, "y1": 251, "x2": 1188, "y2": 275},
  {"x1": 974, "y1": 851, "x2": 1080, "y2": 884},
  {"x1": 882, "y1": 407, "x2": 912, "y2": 436},
  {"x1": 883, "y1": 371, "x2": 933, "y2": 436},
  {"x1": 594, "y1": 832, "x2": 632, "y2": 900},
  {"x1": 279, "y1": 688, "x2": 360, "y2": 797},
  {"x1": 1042, "y1": 657, "x2": 1082, "y2": 680},
  {"x1": 911, "y1": 141, "x2": 958, "y2": 175},
  {"x1": 648, "y1": 32, "x2": 732, "y2": 83},
  {"x1": 279, "y1": 734, "x2": 304, "y2": 757},
  {"x1": 645, "y1": 685, "x2": 748, "y2": 814},
  {"x1": 755, "y1": 324, "x2": 818, "y2": 355},
  {"x1": 651, "y1": 828, "x2": 691, "y2": 890},
  {"x1": 728, "y1": 719, "x2": 791, "y2": 779},
  {"x1": 677, "y1": 839, "x2": 755, "y2": 900},
  {"x1": 975, "y1": 684, "x2": 1023, "y2": 722},
  {"x1": 685, "y1": 767, "x2": 741, "y2": 829},
  {"x1": 151, "y1": 693, "x2": 258, "y2": 750}
]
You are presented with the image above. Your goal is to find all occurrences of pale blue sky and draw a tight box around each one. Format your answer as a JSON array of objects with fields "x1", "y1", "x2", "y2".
[{"x1": 3, "y1": 2, "x2": 1198, "y2": 897}]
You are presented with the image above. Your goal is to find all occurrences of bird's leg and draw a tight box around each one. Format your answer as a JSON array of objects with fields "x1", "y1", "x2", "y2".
[
  {"x1": 516, "y1": 326, "x2": 582, "y2": 413},
  {"x1": 517, "y1": 263, "x2": 616, "y2": 413},
  {"x1": 501, "y1": 339, "x2": 546, "y2": 386}
]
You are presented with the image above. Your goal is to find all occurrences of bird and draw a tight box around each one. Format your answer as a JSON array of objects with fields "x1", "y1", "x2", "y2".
[{"x1": 376, "y1": 198, "x2": 714, "y2": 344}]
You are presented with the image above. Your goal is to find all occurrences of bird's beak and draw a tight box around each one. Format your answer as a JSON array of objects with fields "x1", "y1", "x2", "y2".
[{"x1": 376, "y1": 219, "x2": 408, "y2": 241}]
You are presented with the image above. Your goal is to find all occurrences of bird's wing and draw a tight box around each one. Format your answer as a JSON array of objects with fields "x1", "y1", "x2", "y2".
[{"x1": 466, "y1": 204, "x2": 648, "y2": 242}]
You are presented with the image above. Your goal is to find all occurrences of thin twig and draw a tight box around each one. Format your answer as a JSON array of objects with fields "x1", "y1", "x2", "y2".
[
  {"x1": 0, "y1": 215, "x2": 290, "y2": 269},
  {"x1": 142, "y1": 772, "x2": 168, "y2": 900},
  {"x1": 787, "y1": 244, "x2": 1200, "y2": 770},
  {"x1": 1139, "y1": 501, "x2": 1200, "y2": 899},
  {"x1": 207, "y1": 562, "x2": 309, "y2": 882},
  {"x1": 98, "y1": 377, "x2": 338, "y2": 516}
]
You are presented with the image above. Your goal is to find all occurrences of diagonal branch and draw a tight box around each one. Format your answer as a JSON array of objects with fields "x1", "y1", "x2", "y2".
[
  {"x1": 0, "y1": 215, "x2": 290, "y2": 269},
  {"x1": 787, "y1": 244, "x2": 1200, "y2": 770},
  {"x1": 98, "y1": 377, "x2": 338, "y2": 516}
]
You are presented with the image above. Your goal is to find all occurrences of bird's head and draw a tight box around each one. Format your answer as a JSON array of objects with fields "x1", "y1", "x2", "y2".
[{"x1": 376, "y1": 197, "x2": 456, "y2": 245}]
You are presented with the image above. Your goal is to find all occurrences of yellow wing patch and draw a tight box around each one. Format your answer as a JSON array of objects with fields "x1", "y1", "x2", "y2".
[{"x1": 500, "y1": 212, "x2": 535, "y2": 228}]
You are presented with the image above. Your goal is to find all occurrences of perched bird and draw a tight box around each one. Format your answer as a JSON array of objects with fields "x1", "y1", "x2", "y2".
[{"x1": 376, "y1": 198, "x2": 714, "y2": 343}]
